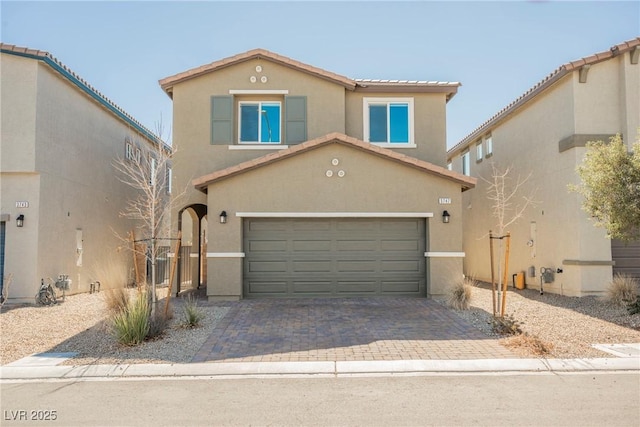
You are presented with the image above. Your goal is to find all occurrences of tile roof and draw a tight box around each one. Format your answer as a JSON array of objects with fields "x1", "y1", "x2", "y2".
[
  {"x1": 0, "y1": 43, "x2": 164, "y2": 147},
  {"x1": 448, "y1": 37, "x2": 640, "y2": 157},
  {"x1": 159, "y1": 48, "x2": 460, "y2": 100},
  {"x1": 192, "y1": 132, "x2": 476, "y2": 192}
]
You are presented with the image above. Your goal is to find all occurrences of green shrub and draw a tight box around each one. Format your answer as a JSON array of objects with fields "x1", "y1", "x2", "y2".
[
  {"x1": 607, "y1": 274, "x2": 639, "y2": 307},
  {"x1": 111, "y1": 292, "x2": 150, "y2": 346},
  {"x1": 627, "y1": 296, "x2": 640, "y2": 315},
  {"x1": 182, "y1": 294, "x2": 204, "y2": 328},
  {"x1": 447, "y1": 276, "x2": 475, "y2": 310}
]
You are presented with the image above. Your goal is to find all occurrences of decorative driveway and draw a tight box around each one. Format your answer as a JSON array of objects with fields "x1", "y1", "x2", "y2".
[{"x1": 192, "y1": 298, "x2": 515, "y2": 363}]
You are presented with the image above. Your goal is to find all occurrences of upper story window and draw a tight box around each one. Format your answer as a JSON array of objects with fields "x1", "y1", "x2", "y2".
[
  {"x1": 166, "y1": 167, "x2": 172, "y2": 194},
  {"x1": 485, "y1": 134, "x2": 493, "y2": 157},
  {"x1": 447, "y1": 161, "x2": 452, "y2": 171},
  {"x1": 149, "y1": 156, "x2": 157, "y2": 185},
  {"x1": 476, "y1": 140, "x2": 483, "y2": 162},
  {"x1": 125, "y1": 140, "x2": 141, "y2": 163},
  {"x1": 363, "y1": 97, "x2": 414, "y2": 146},
  {"x1": 238, "y1": 101, "x2": 281, "y2": 144},
  {"x1": 462, "y1": 150, "x2": 470, "y2": 176}
]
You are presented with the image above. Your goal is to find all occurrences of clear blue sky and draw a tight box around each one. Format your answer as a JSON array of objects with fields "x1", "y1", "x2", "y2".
[{"x1": 2, "y1": 1, "x2": 638, "y2": 147}]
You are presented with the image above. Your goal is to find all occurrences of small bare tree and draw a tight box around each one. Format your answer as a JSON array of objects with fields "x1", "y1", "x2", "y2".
[
  {"x1": 483, "y1": 162, "x2": 536, "y2": 317},
  {"x1": 113, "y1": 120, "x2": 174, "y2": 313}
]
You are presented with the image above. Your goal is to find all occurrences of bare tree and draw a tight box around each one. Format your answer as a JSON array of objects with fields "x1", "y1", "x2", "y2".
[
  {"x1": 112, "y1": 120, "x2": 174, "y2": 313},
  {"x1": 483, "y1": 162, "x2": 536, "y2": 317}
]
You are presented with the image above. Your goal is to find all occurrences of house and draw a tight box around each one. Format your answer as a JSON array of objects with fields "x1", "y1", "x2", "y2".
[
  {"x1": 447, "y1": 38, "x2": 640, "y2": 297},
  {"x1": 159, "y1": 49, "x2": 475, "y2": 300},
  {"x1": 0, "y1": 44, "x2": 169, "y2": 303}
]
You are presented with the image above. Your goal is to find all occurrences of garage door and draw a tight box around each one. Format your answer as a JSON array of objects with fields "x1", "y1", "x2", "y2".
[{"x1": 243, "y1": 218, "x2": 426, "y2": 298}]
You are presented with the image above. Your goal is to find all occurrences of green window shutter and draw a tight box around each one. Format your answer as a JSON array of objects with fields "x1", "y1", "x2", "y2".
[
  {"x1": 211, "y1": 96, "x2": 233, "y2": 144},
  {"x1": 285, "y1": 96, "x2": 307, "y2": 144}
]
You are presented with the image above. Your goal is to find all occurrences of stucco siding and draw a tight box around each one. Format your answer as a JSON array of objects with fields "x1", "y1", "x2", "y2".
[
  {"x1": 204, "y1": 143, "x2": 464, "y2": 299},
  {"x1": 1, "y1": 54, "x2": 37, "y2": 172}
]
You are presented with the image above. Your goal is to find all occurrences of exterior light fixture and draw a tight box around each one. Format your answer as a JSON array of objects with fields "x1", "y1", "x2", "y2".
[
  {"x1": 16, "y1": 214, "x2": 25, "y2": 227},
  {"x1": 219, "y1": 211, "x2": 227, "y2": 224},
  {"x1": 442, "y1": 210, "x2": 450, "y2": 224}
]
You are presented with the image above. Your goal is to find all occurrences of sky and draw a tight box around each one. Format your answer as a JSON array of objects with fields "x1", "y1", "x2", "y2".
[{"x1": 1, "y1": 1, "x2": 639, "y2": 148}]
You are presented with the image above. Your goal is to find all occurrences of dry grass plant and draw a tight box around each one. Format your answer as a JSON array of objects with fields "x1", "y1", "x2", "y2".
[
  {"x1": 104, "y1": 288, "x2": 130, "y2": 314},
  {"x1": 606, "y1": 274, "x2": 639, "y2": 307},
  {"x1": 111, "y1": 291, "x2": 150, "y2": 346},
  {"x1": 447, "y1": 276, "x2": 475, "y2": 310},
  {"x1": 503, "y1": 333, "x2": 554, "y2": 356},
  {"x1": 182, "y1": 294, "x2": 204, "y2": 328}
]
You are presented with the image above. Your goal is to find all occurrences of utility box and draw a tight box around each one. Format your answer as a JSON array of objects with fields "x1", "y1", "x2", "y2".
[{"x1": 515, "y1": 272, "x2": 526, "y2": 290}]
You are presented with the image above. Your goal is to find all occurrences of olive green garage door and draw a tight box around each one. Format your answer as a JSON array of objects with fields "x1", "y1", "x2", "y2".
[{"x1": 243, "y1": 218, "x2": 426, "y2": 298}]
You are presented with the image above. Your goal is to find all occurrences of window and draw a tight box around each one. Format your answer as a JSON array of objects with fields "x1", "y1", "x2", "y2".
[
  {"x1": 125, "y1": 141, "x2": 141, "y2": 163},
  {"x1": 238, "y1": 101, "x2": 281, "y2": 144},
  {"x1": 149, "y1": 156, "x2": 157, "y2": 185},
  {"x1": 363, "y1": 98, "x2": 414, "y2": 145},
  {"x1": 462, "y1": 150, "x2": 470, "y2": 176},
  {"x1": 476, "y1": 140, "x2": 483, "y2": 161},
  {"x1": 166, "y1": 167, "x2": 172, "y2": 194},
  {"x1": 485, "y1": 134, "x2": 493, "y2": 157},
  {"x1": 447, "y1": 162, "x2": 452, "y2": 171}
]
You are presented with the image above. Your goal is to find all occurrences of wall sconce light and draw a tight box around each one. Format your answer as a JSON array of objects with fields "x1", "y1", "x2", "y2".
[
  {"x1": 16, "y1": 214, "x2": 25, "y2": 227},
  {"x1": 442, "y1": 210, "x2": 450, "y2": 224},
  {"x1": 219, "y1": 211, "x2": 227, "y2": 224}
]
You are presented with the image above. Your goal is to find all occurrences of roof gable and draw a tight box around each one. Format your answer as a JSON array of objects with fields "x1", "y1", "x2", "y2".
[
  {"x1": 193, "y1": 133, "x2": 476, "y2": 192},
  {"x1": 159, "y1": 48, "x2": 461, "y2": 100}
]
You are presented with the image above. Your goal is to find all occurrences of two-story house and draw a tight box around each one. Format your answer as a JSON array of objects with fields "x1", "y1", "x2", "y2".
[
  {"x1": 447, "y1": 38, "x2": 640, "y2": 297},
  {"x1": 0, "y1": 44, "x2": 168, "y2": 303},
  {"x1": 159, "y1": 49, "x2": 475, "y2": 300}
]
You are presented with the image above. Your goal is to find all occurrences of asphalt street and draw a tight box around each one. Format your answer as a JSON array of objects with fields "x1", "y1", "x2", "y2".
[{"x1": 2, "y1": 372, "x2": 639, "y2": 426}]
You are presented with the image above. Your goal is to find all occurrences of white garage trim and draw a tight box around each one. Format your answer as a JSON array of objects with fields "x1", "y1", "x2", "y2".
[
  {"x1": 207, "y1": 252, "x2": 246, "y2": 258},
  {"x1": 236, "y1": 212, "x2": 434, "y2": 218},
  {"x1": 425, "y1": 252, "x2": 466, "y2": 258}
]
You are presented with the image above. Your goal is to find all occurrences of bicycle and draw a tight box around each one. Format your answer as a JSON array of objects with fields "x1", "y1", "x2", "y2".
[{"x1": 36, "y1": 275, "x2": 71, "y2": 305}]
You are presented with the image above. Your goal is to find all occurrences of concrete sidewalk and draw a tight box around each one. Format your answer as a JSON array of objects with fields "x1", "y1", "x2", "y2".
[{"x1": 2, "y1": 358, "x2": 639, "y2": 381}]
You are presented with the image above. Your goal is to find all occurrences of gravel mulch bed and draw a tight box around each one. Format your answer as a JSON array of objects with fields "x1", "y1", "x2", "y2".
[
  {"x1": 436, "y1": 283, "x2": 640, "y2": 358},
  {"x1": 0, "y1": 288, "x2": 228, "y2": 366},
  {"x1": 1, "y1": 284, "x2": 639, "y2": 365}
]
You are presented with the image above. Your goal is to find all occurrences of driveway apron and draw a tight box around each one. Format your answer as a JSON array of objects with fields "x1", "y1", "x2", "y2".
[{"x1": 192, "y1": 298, "x2": 515, "y2": 363}]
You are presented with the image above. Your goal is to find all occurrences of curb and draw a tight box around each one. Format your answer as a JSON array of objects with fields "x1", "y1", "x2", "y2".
[{"x1": 1, "y1": 358, "x2": 639, "y2": 381}]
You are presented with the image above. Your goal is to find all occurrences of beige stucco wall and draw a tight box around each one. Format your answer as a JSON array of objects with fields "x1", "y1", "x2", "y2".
[
  {"x1": 345, "y1": 91, "x2": 449, "y2": 166},
  {"x1": 450, "y1": 52, "x2": 639, "y2": 297},
  {"x1": 1, "y1": 54, "x2": 157, "y2": 302},
  {"x1": 203, "y1": 142, "x2": 464, "y2": 299}
]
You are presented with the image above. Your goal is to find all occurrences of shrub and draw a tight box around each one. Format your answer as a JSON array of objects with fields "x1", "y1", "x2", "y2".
[
  {"x1": 447, "y1": 276, "x2": 475, "y2": 310},
  {"x1": 627, "y1": 296, "x2": 640, "y2": 315},
  {"x1": 104, "y1": 288, "x2": 130, "y2": 314},
  {"x1": 606, "y1": 274, "x2": 639, "y2": 307},
  {"x1": 111, "y1": 292, "x2": 150, "y2": 346},
  {"x1": 182, "y1": 294, "x2": 204, "y2": 328},
  {"x1": 492, "y1": 313, "x2": 522, "y2": 336},
  {"x1": 503, "y1": 333, "x2": 554, "y2": 356}
]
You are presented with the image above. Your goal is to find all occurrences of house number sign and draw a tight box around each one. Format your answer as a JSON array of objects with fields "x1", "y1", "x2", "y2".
[
  {"x1": 438, "y1": 198, "x2": 451, "y2": 205},
  {"x1": 15, "y1": 201, "x2": 29, "y2": 208}
]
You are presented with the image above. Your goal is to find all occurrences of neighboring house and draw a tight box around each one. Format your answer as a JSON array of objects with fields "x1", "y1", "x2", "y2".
[
  {"x1": 159, "y1": 49, "x2": 475, "y2": 300},
  {"x1": 447, "y1": 38, "x2": 640, "y2": 297},
  {"x1": 0, "y1": 44, "x2": 168, "y2": 303}
]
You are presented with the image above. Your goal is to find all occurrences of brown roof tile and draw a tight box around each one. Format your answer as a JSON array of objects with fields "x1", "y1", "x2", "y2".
[{"x1": 192, "y1": 133, "x2": 476, "y2": 192}]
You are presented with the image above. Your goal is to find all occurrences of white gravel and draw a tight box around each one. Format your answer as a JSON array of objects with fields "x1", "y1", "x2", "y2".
[
  {"x1": 1, "y1": 284, "x2": 639, "y2": 365},
  {"x1": 0, "y1": 289, "x2": 228, "y2": 366},
  {"x1": 436, "y1": 284, "x2": 640, "y2": 358}
]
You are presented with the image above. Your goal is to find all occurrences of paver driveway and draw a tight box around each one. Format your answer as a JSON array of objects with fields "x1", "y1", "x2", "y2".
[{"x1": 192, "y1": 298, "x2": 515, "y2": 362}]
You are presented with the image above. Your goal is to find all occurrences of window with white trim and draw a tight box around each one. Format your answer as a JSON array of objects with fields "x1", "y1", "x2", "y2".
[
  {"x1": 363, "y1": 97, "x2": 414, "y2": 145},
  {"x1": 485, "y1": 134, "x2": 493, "y2": 157},
  {"x1": 476, "y1": 140, "x2": 483, "y2": 162},
  {"x1": 166, "y1": 167, "x2": 172, "y2": 194},
  {"x1": 238, "y1": 101, "x2": 281, "y2": 144},
  {"x1": 149, "y1": 156, "x2": 157, "y2": 185},
  {"x1": 125, "y1": 141, "x2": 141, "y2": 163},
  {"x1": 462, "y1": 150, "x2": 470, "y2": 176}
]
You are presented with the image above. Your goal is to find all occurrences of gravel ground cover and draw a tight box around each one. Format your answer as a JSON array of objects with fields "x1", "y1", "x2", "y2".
[{"x1": 1, "y1": 284, "x2": 639, "y2": 365}]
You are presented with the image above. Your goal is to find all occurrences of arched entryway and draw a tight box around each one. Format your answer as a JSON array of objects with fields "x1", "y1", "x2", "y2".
[{"x1": 177, "y1": 204, "x2": 207, "y2": 296}]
